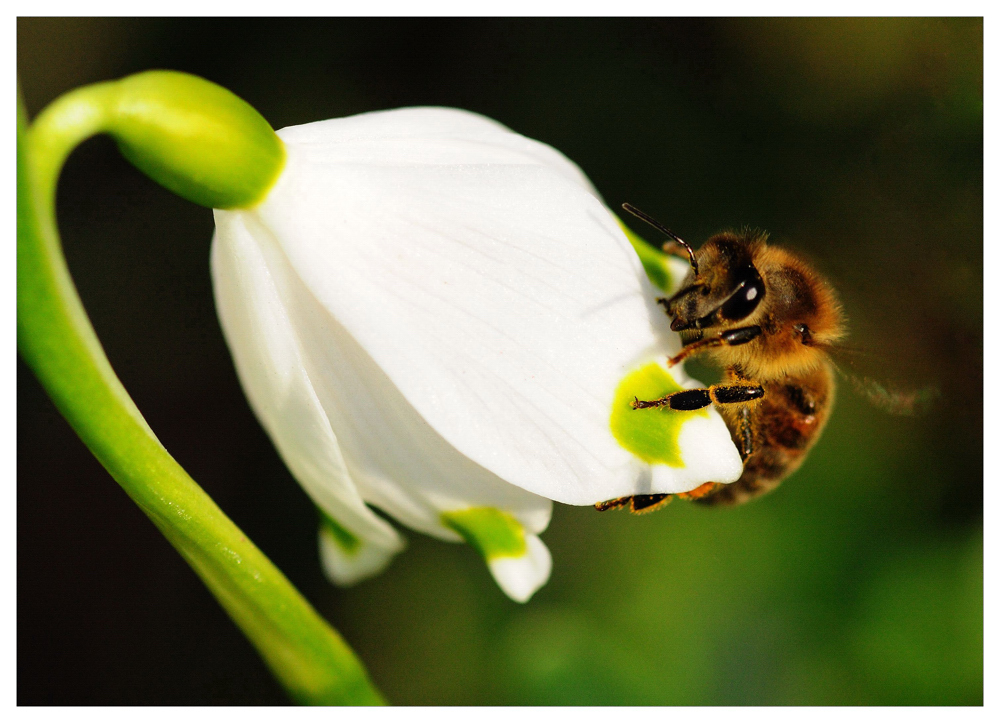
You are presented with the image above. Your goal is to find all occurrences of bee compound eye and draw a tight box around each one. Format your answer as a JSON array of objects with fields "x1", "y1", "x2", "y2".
[{"x1": 719, "y1": 265, "x2": 766, "y2": 321}]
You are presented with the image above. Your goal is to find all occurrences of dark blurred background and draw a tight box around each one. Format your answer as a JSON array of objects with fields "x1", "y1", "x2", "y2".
[{"x1": 18, "y1": 18, "x2": 982, "y2": 705}]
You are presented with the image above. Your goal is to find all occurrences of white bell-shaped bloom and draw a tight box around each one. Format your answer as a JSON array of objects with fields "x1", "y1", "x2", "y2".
[{"x1": 210, "y1": 107, "x2": 742, "y2": 602}]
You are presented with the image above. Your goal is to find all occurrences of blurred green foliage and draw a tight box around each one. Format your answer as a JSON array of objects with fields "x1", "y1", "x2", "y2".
[{"x1": 18, "y1": 18, "x2": 981, "y2": 705}]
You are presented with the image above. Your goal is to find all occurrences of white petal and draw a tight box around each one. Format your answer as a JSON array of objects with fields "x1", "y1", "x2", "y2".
[
  {"x1": 276, "y1": 107, "x2": 598, "y2": 196},
  {"x1": 318, "y1": 521, "x2": 399, "y2": 586},
  {"x1": 248, "y1": 108, "x2": 739, "y2": 505},
  {"x1": 232, "y1": 209, "x2": 553, "y2": 541},
  {"x1": 211, "y1": 210, "x2": 405, "y2": 556},
  {"x1": 487, "y1": 535, "x2": 552, "y2": 603}
]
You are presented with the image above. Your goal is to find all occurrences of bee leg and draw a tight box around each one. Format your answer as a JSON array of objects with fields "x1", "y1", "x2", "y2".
[
  {"x1": 632, "y1": 383, "x2": 765, "y2": 411},
  {"x1": 595, "y1": 493, "x2": 674, "y2": 514},
  {"x1": 676, "y1": 482, "x2": 721, "y2": 500},
  {"x1": 737, "y1": 406, "x2": 754, "y2": 460},
  {"x1": 666, "y1": 325, "x2": 762, "y2": 367},
  {"x1": 629, "y1": 494, "x2": 672, "y2": 514},
  {"x1": 595, "y1": 496, "x2": 633, "y2": 511}
]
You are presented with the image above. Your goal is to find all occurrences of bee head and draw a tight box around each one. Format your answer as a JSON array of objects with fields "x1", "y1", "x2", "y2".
[{"x1": 665, "y1": 233, "x2": 766, "y2": 332}]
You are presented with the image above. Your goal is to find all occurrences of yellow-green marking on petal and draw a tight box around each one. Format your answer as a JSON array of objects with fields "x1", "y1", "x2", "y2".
[
  {"x1": 320, "y1": 511, "x2": 361, "y2": 555},
  {"x1": 441, "y1": 507, "x2": 527, "y2": 560},
  {"x1": 611, "y1": 363, "x2": 709, "y2": 465}
]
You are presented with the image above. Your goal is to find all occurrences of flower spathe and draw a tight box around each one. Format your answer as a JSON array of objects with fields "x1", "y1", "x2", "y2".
[{"x1": 211, "y1": 107, "x2": 742, "y2": 602}]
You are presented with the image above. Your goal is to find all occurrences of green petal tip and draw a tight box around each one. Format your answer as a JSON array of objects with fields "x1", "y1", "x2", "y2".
[
  {"x1": 441, "y1": 507, "x2": 527, "y2": 560},
  {"x1": 610, "y1": 362, "x2": 708, "y2": 466}
]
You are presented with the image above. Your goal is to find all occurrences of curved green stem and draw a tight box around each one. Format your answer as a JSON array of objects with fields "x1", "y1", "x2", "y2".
[{"x1": 17, "y1": 86, "x2": 384, "y2": 705}]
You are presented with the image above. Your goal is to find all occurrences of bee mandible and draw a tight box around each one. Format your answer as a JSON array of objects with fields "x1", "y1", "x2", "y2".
[{"x1": 597, "y1": 203, "x2": 846, "y2": 513}]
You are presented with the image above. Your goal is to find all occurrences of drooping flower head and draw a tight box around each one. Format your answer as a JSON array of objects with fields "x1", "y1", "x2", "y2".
[{"x1": 211, "y1": 107, "x2": 741, "y2": 601}]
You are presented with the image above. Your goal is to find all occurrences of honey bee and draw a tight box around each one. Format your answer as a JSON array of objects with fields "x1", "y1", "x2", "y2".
[{"x1": 597, "y1": 203, "x2": 846, "y2": 513}]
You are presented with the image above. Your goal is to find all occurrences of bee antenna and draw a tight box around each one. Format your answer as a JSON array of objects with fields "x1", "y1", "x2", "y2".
[{"x1": 621, "y1": 203, "x2": 699, "y2": 276}]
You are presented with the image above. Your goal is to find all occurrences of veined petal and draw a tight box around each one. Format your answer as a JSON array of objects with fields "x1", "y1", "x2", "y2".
[
  {"x1": 234, "y1": 209, "x2": 554, "y2": 542},
  {"x1": 248, "y1": 108, "x2": 741, "y2": 505},
  {"x1": 211, "y1": 210, "x2": 405, "y2": 561},
  {"x1": 275, "y1": 106, "x2": 597, "y2": 195}
]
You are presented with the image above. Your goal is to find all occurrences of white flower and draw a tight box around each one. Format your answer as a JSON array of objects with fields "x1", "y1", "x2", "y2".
[{"x1": 210, "y1": 107, "x2": 742, "y2": 602}]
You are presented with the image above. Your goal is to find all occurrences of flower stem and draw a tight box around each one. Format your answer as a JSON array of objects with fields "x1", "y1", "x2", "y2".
[{"x1": 17, "y1": 86, "x2": 384, "y2": 705}]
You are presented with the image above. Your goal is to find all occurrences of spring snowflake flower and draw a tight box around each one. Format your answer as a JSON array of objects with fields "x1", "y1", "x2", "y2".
[{"x1": 210, "y1": 107, "x2": 741, "y2": 602}]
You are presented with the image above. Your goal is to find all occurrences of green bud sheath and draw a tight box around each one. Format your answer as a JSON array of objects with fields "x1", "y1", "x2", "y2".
[{"x1": 30, "y1": 70, "x2": 285, "y2": 210}]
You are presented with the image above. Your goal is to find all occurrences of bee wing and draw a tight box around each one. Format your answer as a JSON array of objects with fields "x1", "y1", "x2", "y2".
[{"x1": 827, "y1": 344, "x2": 940, "y2": 416}]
